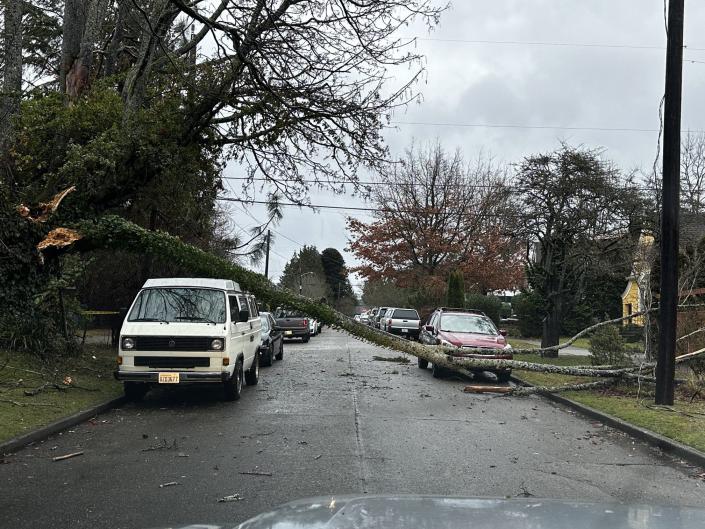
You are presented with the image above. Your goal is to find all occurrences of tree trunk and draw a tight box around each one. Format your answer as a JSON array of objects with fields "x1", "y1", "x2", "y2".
[
  {"x1": 122, "y1": 1, "x2": 178, "y2": 114},
  {"x1": 541, "y1": 301, "x2": 561, "y2": 354},
  {"x1": 0, "y1": 0, "x2": 23, "y2": 151},
  {"x1": 104, "y1": 0, "x2": 130, "y2": 77},
  {"x1": 61, "y1": 0, "x2": 110, "y2": 99}
]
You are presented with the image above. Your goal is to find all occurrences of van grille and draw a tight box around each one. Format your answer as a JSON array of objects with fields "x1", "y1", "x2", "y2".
[
  {"x1": 134, "y1": 336, "x2": 213, "y2": 351},
  {"x1": 134, "y1": 356, "x2": 210, "y2": 368}
]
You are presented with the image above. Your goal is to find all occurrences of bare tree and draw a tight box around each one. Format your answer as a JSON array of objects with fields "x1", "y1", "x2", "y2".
[{"x1": 681, "y1": 132, "x2": 705, "y2": 214}]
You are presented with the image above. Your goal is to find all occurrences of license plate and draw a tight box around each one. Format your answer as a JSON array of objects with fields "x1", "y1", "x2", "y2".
[
  {"x1": 158, "y1": 372, "x2": 180, "y2": 384},
  {"x1": 401, "y1": 328, "x2": 408, "y2": 333},
  {"x1": 285, "y1": 330, "x2": 293, "y2": 336}
]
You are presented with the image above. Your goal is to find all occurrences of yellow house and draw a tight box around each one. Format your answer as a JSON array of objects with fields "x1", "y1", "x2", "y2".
[
  {"x1": 621, "y1": 233, "x2": 655, "y2": 326},
  {"x1": 622, "y1": 213, "x2": 705, "y2": 325}
]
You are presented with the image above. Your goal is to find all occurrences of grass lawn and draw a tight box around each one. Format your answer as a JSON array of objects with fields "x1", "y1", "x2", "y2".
[
  {"x1": 0, "y1": 345, "x2": 121, "y2": 443},
  {"x1": 509, "y1": 353, "x2": 705, "y2": 453}
]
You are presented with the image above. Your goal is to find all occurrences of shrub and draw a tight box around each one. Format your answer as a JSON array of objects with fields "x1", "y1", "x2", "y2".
[
  {"x1": 446, "y1": 270, "x2": 465, "y2": 308},
  {"x1": 512, "y1": 291, "x2": 544, "y2": 337},
  {"x1": 464, "y1": 294, "x2": 502, "y2": 325},
  {"x1": 589, "y1": 325, "x2": 630, "y2": 366}
]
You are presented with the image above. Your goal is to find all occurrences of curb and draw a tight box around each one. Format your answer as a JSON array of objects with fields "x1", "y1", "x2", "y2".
[
  {"x1": 0, "y1": 395, "x2": 127, "y2": 455},
  {"x1": 511, "y1": 376, "x2": 705, "y2": 469}
]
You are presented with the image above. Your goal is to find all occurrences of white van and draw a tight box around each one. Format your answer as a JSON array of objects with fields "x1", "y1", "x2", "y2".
[{"x1": 116, "y1": 278, "x2": 261, "y2": 401}]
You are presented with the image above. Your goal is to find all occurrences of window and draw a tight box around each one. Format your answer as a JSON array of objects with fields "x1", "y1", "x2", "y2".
[
  {"x1": 248, "y1": 297, "x2": 259, "y2": 317},
  {"x1": 626, "y1": 303, "x2": 633, "y2": 315},
  {"x1": 228, "y1": 295, "x2": 238, "y2": 321},
  {"x1": 238, "y1": 295, "x2": 249, "y2": 316},
  {"x1": 439, "y1": 314, "x2": 498, "y2": 335},
  {"x1": 393, "y1": 309, "x2": 419, "y2": 319},
  {"x1": 128, "y1": 288, "x2": 226, "y2": 323},
  {"x1": 259, "y1": 315, "x2": 270, "y2": 333}
]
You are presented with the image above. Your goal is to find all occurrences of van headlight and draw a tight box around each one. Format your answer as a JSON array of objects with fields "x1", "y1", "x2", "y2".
[
  {"x1": 210, "y1": 338, "x2": 224, "y2": 351},
  {"x1": 121, "y1": 337, "x2": 135, "y2": 350}
]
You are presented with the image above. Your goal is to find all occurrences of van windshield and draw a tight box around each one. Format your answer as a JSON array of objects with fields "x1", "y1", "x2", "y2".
[{"x1": 128, "y1": 288, "x2": 226, "y2": 324}]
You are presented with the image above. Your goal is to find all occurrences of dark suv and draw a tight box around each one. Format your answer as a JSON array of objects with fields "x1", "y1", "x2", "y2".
[{"x1": 419, "y1": 307, "x2": 513, "y2": 382}]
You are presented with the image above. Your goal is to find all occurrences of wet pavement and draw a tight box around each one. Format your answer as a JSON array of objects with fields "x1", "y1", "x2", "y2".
[{"x1": 1, "y1": 330, "x2": 704, "y2": 528}]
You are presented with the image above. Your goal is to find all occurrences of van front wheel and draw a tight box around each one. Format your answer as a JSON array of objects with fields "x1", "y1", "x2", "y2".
[
  {"x1": 224, "y1": 361, "x2": 243, "y2": 401},
  {"x1": 245, "y1": 355, "x2": 259, "y2": 386}
]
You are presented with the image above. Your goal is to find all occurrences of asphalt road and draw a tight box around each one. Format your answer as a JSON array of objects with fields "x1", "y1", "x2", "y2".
[{"x1": 2, "y1": 330, "x2": 704, "y2": 528}]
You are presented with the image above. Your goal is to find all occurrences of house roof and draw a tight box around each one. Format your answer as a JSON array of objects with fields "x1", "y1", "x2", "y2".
[{"x1": 680, "y1": 212, "x2": 705, "y2": 247}]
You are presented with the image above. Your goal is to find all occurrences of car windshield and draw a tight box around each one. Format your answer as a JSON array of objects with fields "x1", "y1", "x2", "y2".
[
  {"x1": 260, "y1": 315, "x2": 270, "y2": 333},
  {"x1": 128, "y1": 288, "x2": 226, "y2": 323},
  {"x1": 440, "y1": 314, "x2": 497, "y2": 335},
  {"x1": 393, "y1": 309, "x2": 419, "y2": 319}
]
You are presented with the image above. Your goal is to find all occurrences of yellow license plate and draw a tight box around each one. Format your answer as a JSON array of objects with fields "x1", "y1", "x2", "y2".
[
  {"x1": 158, "y1": 372, "x2": 180, "y2": 384},
  {"x1": 284, "y1": 330, "x2": 293, "y2": 336}
]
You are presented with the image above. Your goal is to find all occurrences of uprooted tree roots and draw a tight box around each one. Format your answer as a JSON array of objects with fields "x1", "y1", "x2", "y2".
[{"x1": 31, "y1": 214, "x2": 705, "y2": 396}]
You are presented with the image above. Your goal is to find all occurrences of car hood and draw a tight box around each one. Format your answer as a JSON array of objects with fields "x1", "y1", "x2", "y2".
[
  {"x1": 438, "y1": 330, "x2": 505, "y2": 348},
  {"x1": 159, "y1": 496, "x2": 705, "y2": 529}
]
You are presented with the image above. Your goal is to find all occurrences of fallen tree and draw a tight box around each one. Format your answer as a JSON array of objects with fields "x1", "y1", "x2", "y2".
[{"x1": 28, "y1": 213, "x2": 705, "y2": 396}]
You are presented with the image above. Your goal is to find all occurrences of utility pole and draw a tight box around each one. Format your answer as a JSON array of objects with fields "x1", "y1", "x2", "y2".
[
  {"x1": 264, "y1": 230, "x2": 270, "y2": 280},
  {"x1": 656, "y1": 0, "x2": 685, "y2": 405}
]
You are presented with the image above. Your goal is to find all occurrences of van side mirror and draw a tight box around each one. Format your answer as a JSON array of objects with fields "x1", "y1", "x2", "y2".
[
  {"x1": 238, "y1": 309, "x2": 250, "y2": 323},
  {"x1": 499, "y1": 329, "x2": 507, "y2": 336},
  {"x1": 424, "y1": 325, "x2": 434, "y2": 332}
]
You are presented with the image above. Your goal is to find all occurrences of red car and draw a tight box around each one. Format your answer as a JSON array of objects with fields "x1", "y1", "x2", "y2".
[{"x1": 418, "y1": 307, "x2": 513, "y2": 382}]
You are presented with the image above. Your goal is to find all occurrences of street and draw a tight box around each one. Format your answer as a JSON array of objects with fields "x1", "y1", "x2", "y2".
[{"x1": 2, "y1": 330, "x2": 704, "y2": 528}]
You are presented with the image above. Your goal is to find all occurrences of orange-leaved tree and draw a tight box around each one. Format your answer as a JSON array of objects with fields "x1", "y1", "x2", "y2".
[{"x1": 347, "y1": 142, "x2": 525, "y2": 304}]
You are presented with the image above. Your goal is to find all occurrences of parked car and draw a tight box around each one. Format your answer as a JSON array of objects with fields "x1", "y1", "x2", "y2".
[
  {"x1": 274, "y1": 308, "x2": 311, "y2": 342},
  {"x1": 359, "y1": 312, "x2": 370, "y2": 324},
  {"x1": 354, "y1": 314, "x2": 361, "y2": 322},
  {"x1": 259, "y1": 311, "x2": 284, "y2": 366},
  {"x1": 367, "y1": 307, "x2": 379, "y2": 326},
  {"x1": 383, "y1": 307, "x2": 420, "y2": 338},
  {"x1": 308, "y1": 317, "x2": 321, "y2": 336},
  {"x1": 116, "y1": 278, "x2": 261, "y2": 401},
  {"x1": 374, "y1": 307, "x2": 391, "y2": 329},
  {"x1": 418, "y1": 307, "x2": 513, "y2": 382}
]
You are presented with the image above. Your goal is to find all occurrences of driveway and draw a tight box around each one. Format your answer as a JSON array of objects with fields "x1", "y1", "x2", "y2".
[{"x1": 1, "y1": 330, "x2": 702, "y2": 528}]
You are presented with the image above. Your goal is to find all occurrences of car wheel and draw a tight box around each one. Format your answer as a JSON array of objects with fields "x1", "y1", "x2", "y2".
[
  {"x1": 245, "y1": 354, "x2": 259, "y2": 386},
  {"x1": 418, "y1": 357, "x2": 428, "y2": 369},
  {"x1": 496, "y1": 370, "x2": 512, "y2": 383},
  {"x1": 432, "y1": 363, "x2": 445, "y2": 379},
  {"x1": 302, "y1": 334, "x2": 310, "y2": 343},
  {"x1": 275, "y1": 341, "x2": 284, "y2": 361},
  {"x1": 261, "y1": 346, "x2": 273, "y2": 367},
  {"x1": 223, "y1": 360, "x2": 243, "y2": 401},
  {"x1": 124, "y1": 381, "x2": 149, "y2": 401}
]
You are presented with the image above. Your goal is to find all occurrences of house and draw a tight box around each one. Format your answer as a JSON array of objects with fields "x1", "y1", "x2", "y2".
[{"x1": 621, "y1": 213, "x2": 705, "y2": 325}]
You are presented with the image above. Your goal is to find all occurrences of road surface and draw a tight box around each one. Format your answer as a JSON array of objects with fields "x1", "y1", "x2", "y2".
[{"x1": 2, "y1": 330, "x2": 704, "y2": 528}]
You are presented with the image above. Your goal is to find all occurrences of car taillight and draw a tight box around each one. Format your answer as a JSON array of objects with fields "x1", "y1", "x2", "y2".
[{"x1": 303, "y1": 318, "x2": 308, "y2": 327}]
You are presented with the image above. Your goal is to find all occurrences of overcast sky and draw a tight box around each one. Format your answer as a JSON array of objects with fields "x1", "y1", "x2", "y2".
[{"x1": 221, "y1": 0, "x2": 705, "y2": 294}]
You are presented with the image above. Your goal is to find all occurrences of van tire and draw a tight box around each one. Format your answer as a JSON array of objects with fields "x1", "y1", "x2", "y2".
[
  {"x1": 261, "y1": 347, "x2": 273, "y2": 367},
  {"x1": 124, "y1": 382, "x2": 149, "y2": 401},
  {"x1": 432, "y1": 363, "x2": 445, "y2": 379},
  {"x1": 275, "y1": 342, "x2": 284, "y2": 361},
  {"x1": 245, "y1": 354, "x2": 259, "y2": 386},
  {"x1": 496, "y1": 370, "x2": 512, "y2": 383},
  {"x1": 224, "y1": 361, "x2": 243, "y2": 401},
  {"x1": 302, "y1": 335, "x2": 310, "y2": 343},
  {"x1": 418, "y1": 358, "x2": 428, "y2": 369}
]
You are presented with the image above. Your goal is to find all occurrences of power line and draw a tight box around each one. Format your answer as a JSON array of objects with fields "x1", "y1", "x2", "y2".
[
  {"x1": 406, "y1": 36, "x2": 705, "y2": 52},
  {"x1": 389, "y1": 121, "x2": 705, "y2": 134},
  {"x1": 221, "y1": 175, "x2": 659, "y2": 192}
]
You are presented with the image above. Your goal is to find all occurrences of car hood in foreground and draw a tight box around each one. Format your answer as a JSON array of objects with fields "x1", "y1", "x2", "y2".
[
  {"x1": 438, "y1": 331, "x2": 506, "y2": 349},
  {"x1": 161, "y1": 496, "x2": 705, "y2": 529}
]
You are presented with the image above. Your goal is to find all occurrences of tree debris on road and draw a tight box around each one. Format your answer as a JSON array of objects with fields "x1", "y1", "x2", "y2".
[
  {"x1": 52, "y1": 451, "x2": 84, "y2": 462},
  {"x1": 217, "y1": 493, "x2": 243, "y2": 503}
]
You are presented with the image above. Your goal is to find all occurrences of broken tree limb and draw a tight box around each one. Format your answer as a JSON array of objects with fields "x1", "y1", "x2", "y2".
[
  {"x1": 17, "y1": 186, "x2": 76, "y2": 223},
  {"x1": 509, "y1": 379, "x2": 619, "y2": 397},
  {"x1": 52, "y1": 451, "x2": 84, "y2": 462},
  {"x1": 464, "y1": 385, "x2": 512, "y2": 394}
]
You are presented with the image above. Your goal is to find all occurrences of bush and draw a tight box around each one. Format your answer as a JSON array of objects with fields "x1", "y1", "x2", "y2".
[
  {"x1": 446, "y1": 270, "x2": 465, "y2": 308},
  {"x1": 620, "y1": 323, "x2": 644, "y2": 343},
  {"x1": 464, "y1": 294, "x2": 502, "y2": 325},
  {"x1": 512, "y1": 291, "x2": 544, "y2": 337},
  {"x1": 589, "y1": 325, "x2": 630, "y2": 366}
]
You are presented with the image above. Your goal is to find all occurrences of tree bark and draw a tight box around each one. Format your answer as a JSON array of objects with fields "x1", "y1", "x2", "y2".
[
  {"x1": 0, "y1": 0, "x2": 23, "y2": 151},
  {"x1": 61, "y1": 0, "x2": 110, "y2": 99},
  {"x1": 104, "y1": 0, "x2": 130, "y2": 77}
]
